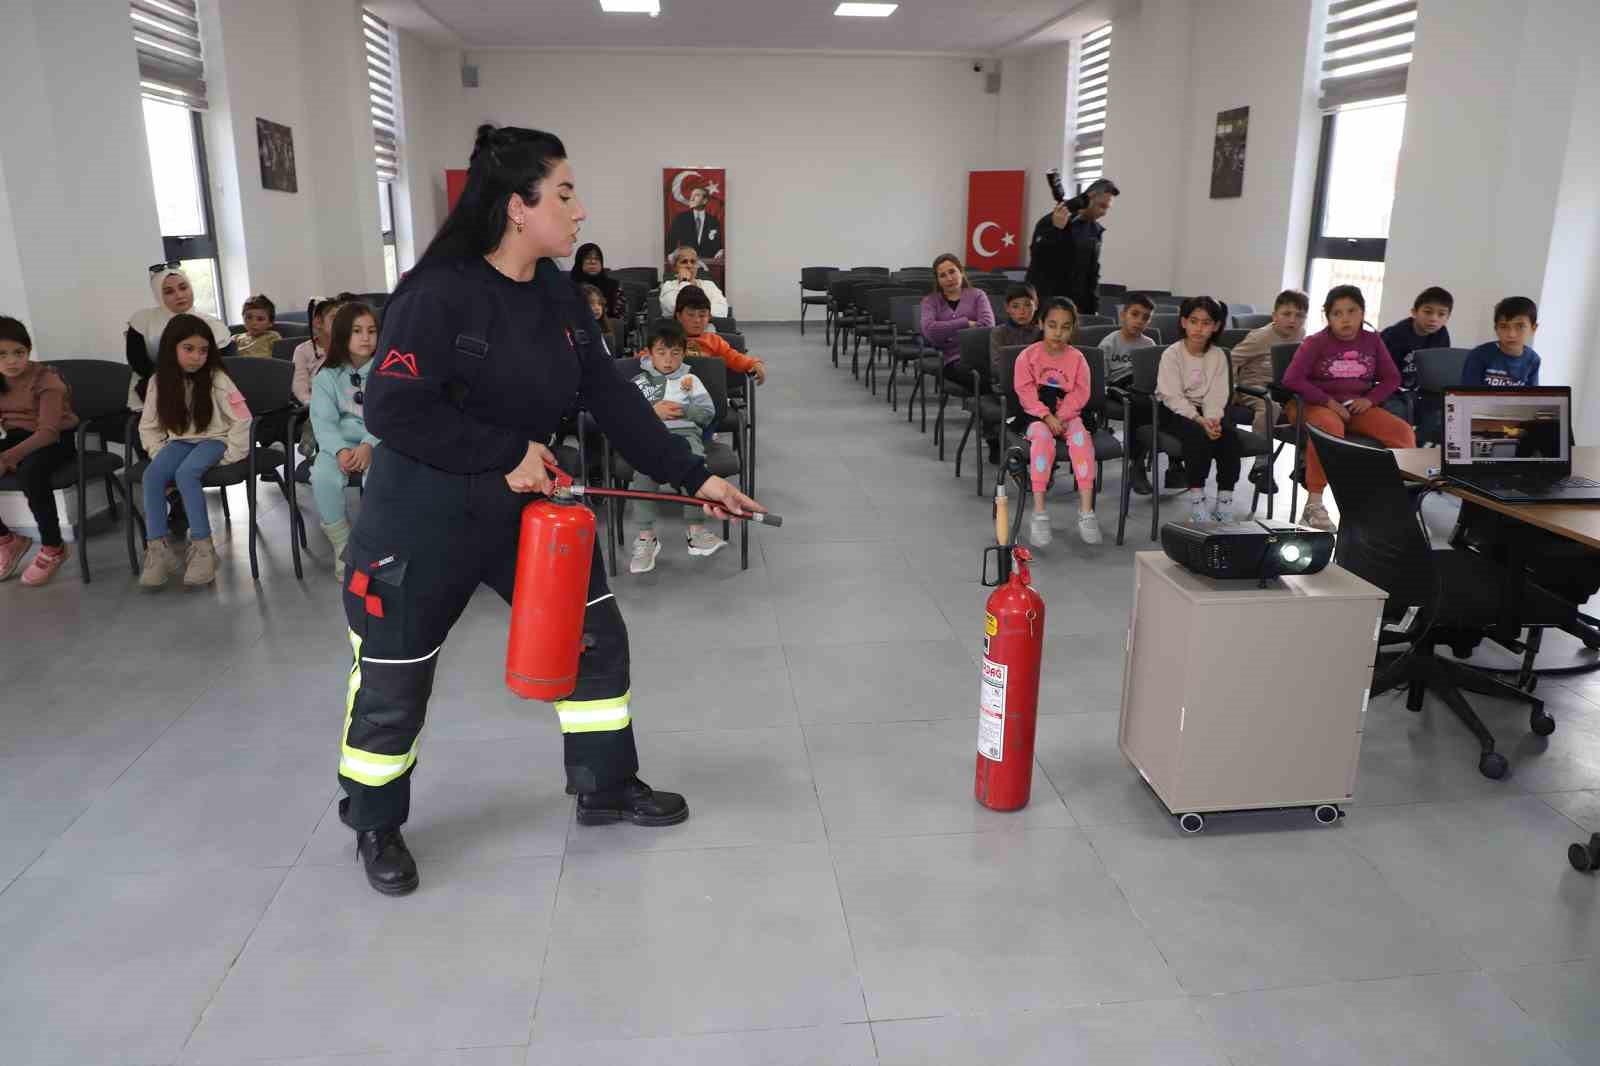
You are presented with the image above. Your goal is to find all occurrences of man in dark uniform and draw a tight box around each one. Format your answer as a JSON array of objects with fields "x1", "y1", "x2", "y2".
[
  {"x1": 1025, "y1": 178, "x2": 1119, "y2": 314},
  {"x1": 338, "y1": 124, "x2": 761, "y2": 896}
]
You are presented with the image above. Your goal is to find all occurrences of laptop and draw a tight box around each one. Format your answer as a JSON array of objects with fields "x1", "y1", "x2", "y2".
[{"x1": 1441, "y1": 386, "x2": 1600, "y2": 502}]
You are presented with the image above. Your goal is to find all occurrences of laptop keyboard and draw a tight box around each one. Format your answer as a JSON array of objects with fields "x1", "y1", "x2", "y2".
[{"x1": 1473, "y1": 474, "x2": 1600, "y2": 495}]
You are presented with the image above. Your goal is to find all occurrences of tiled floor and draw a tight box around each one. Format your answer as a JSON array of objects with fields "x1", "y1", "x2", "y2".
[{"x1": 2, "y1": 324, "x2": 1597, "y2": 1065}]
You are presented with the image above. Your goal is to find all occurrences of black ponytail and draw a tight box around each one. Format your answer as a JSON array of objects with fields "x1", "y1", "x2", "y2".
[{"x1": 403, "y1": 124, "x2": 567, "y2": 292}]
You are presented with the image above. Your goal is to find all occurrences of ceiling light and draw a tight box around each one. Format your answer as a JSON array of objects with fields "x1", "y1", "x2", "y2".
[
  {"x1": 835, "y1": 3, "x2": 898, "y2": 16},
  {"x1": 598, "y1": 0, "x2": 660, "y2": 14}
]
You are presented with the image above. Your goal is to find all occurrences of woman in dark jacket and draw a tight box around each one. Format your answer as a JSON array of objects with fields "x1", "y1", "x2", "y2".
[{"x1": 569, "y1": 242, "x2": 627, "y2": 321}]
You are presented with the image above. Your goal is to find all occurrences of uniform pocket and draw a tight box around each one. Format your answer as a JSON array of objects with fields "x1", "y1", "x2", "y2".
[{"x1": 342, "y1": 533, "x2": 410, "y2": 647}]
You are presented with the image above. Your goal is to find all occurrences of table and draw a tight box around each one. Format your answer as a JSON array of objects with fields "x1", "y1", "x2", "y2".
[{"x1": 1392, "y1": 445, "x2": 1600, "y2": 669}]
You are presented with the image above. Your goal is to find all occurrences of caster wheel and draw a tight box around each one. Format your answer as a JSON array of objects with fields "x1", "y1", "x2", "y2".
[
  {"x1": 1314, "y1": 804, "x2": 1341, "y2": 825},
  {"x1": 1569, "y1": 835, "x2": 1600, "y2": 873},
  {"x1": 1178, "y1": 813, "x2": 1205, "y2": 834},
  {"x1": 1479, "y1": 751, "x2": 1509, "y2": 780},
  {"x1": 1531, "y1": 709, "x2": 1556, "y2": 737}
]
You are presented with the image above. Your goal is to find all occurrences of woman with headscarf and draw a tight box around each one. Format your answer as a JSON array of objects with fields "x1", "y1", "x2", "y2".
[
  {"x1": 568, "y1": 242, "x2": 627, "y2": 321},
  {"x1": 126, "y1": 265, "x2": 234, "y2": 408}
]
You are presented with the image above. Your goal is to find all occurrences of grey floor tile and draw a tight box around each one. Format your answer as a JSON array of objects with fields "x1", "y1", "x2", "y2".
[
  {"x1": 1085, "y1": 821, "x2": 1471, "y2": 994},
  {"x1": 532, "y1": 843, "x2": 864, "y2": 1041},
  {"x1": 1339, "y1": 796, "x2": 1600, "y2": 969},
  {"x1": 805, "y1": 719, "x2": 1075, "y2": 840},
  {"x1": 182, "y1": 858, "x2": 561, "y2": 1062},
  {"x1": 565, "y1": 727, "x2": 825, "y2": 854},
  {"x1": 1034, "y1": 711, "x2": 1172, "y2": 826},
  {"x1": 872, "y1": 998, "x2": 1227, "y2": 1065},
  {"x1": 1541, "y1": 788, "x2": 1600, "y2": 830},
  {"x1": 1352, "y1": 688, "x2": 1538, "y2": 807},
  {"x1": 629, "y1": 644, "x2": 798, "y2": 733},
  {"x1": 832, "y1": 828, "x2": 1178, "y2": 1019},
  {"x1": 0, "y1": 868, "x2": 284, "y2": 1066},
  {"x1": 1196, "y1": 971, "x2": 1579, "y2": 1066},
  {"x1": 1037, "y1": 631, "x2": 1129, "y2": 715},
  {"x1": 186, "y1": 1048, "x2": 529, "y2": 1066},
  {"x1": 528, "y1": 1024, "x2": 878, "y2": 1065},
  {"x1": 770, "y1": 575, "x2": 958, "y2": 647},
  {"x1": 1490, "y1": 957, "x2": 1600, "y2": 1064},
  {"x1": 786, "y1": 639, "x2": 979, "y2": 724},
  {"x1": 298, "y1": 736, "x2": 572, "y2": 867}
]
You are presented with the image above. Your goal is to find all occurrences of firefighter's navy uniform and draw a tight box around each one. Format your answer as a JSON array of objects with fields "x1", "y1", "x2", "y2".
[{"x1": 338, "y1": 255, "x2": 710, "y2": 836}]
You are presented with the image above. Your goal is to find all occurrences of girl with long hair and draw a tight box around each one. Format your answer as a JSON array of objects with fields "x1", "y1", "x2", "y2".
[{"x1": 309, "y1": 302, "x2": 380, "y2": 579}]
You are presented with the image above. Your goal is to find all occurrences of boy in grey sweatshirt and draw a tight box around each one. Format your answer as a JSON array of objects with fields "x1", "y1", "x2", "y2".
[{"x1": 629, "y1": 323, "x2": 722, "y2": 572}]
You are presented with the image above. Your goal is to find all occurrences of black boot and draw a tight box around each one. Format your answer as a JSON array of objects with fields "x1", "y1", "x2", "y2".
[
  {"x1": 1129, "y1": 462, "x2": 1153, "y2": 496},
  {"x1": 354, "y1": 826, "x2": 419, "y2": 896},
  {"x1": 576, "y1": 777, "x2": 689, "y2": 827},
  {"x1": 1163, "y1": 460, "x2": 1188, "y2": 490},
  {"x1": 1248, "y1": 463, "x2": 1278, "y2": 497}
]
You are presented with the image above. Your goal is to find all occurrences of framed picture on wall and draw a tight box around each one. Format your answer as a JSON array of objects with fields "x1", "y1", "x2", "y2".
[
  {"x1": 663, "y1": 167, "x2": 726, "y2": 292},
  {"x1": 1210, "y1": 106, "x2": 1248, "y2": 199},
  {"x1": 256, "y1": 118, "x2": 298, "y2": 194}
]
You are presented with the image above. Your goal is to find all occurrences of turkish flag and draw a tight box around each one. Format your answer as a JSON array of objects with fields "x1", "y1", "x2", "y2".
[
  {"x1": 446, "y1": 169, "x2": 468, "y2": 212},
  {"x1": 965, "y1": 170, "x2": 1025, "y2": 271}
]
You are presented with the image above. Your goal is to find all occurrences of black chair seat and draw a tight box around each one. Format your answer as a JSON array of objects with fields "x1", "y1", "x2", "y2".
[
  {"x1": 0, "y1": 450, "x2": 123, "y2": 492},
  {"x1": 1235, "y1": 427, "x2": 1273, "y2": 458},
  {"x1": 128, "y1": 445, "x2": 285, "y2": 488},
  {"x1": 1133, "y1": 425, "x2": 1185, "y2": 456},
  {"x1": 293, "y1": 457, "x2": 363, "y2": 488},
  {"x1": 611, "y1": 441, "x2": 739, "y2": 485},
  {"x1": 1000, "y1": 423, "x2": 1124, "y2": 464},
  {"x1": 802, "y1": 294, "x2": 829, "y2": 305},
  {"x1": 1433, "y1": 551, "x2": 1575, "y2": 630}
]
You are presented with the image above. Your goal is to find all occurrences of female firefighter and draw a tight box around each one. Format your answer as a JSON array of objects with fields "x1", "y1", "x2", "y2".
[{"x1": 337, "y1": 124, "x2": 762, "y2": 896}]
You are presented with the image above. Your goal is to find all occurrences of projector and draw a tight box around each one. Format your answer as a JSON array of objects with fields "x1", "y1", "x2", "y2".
[{"x1": 1161, "y1": 519, "x2": 1334, "y2": 586}]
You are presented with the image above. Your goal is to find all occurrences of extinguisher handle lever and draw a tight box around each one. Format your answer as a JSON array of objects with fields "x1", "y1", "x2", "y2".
[{"x1": 539, "y1": 453, "x2": 574, "y2": 492}]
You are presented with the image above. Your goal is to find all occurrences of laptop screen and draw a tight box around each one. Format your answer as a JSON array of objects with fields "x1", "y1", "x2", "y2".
[{"x1": 1442, "y1": 387, "x2": 1570, "y2": 473}]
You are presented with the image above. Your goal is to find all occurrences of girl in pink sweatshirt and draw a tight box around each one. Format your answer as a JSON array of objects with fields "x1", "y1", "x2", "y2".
[{"x1": 1012, "y1": 298, "x2": 1102, "y2": 546}]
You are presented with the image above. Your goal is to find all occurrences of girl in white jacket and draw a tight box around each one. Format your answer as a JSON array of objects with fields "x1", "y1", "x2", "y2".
[{"x1": 137, "y1": 314, "x2": 252, "y2": 589}]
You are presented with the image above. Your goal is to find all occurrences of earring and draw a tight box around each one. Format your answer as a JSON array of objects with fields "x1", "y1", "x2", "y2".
[{"x1": 514, "y1": 217, "x2": 525, "y2": 234}]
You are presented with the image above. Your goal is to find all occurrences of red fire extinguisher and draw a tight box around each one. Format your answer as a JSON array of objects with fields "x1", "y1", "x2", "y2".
[
  {"x1": 506, "y1": 458, "x2": 781, "y2": 702},
  {"x1": 975, "y1": 477, "x2": 1046, "y2": 810}
]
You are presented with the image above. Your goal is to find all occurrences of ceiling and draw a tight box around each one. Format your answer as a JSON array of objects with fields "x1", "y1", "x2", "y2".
[{"x1": 378, "y1": 0, "x2": 1107, "y2": 54}]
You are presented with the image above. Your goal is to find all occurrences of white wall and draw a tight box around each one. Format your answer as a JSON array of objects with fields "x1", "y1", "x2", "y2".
[
  {"x1": 1540, "y1": 60, "x2": 1600, "y2": 442},
  {"x1": 0, "y1": 0, "x2": 163, "y2": 356},
  {"x1": 400, "y1": 46, "x2": 1072, "y2": 320},
  {"x1": 1100, "y1": 0, "x2": 1321, "y2": 309},
  {"x1": 201, "y1": 0, "x2": 387, "y2": 318}
]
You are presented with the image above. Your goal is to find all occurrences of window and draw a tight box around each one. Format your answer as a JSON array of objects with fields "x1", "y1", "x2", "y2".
[
  {"x1": 1304, "y1": 99, "x2": 1407, "y2": 328},
  {"x1": 379, "y1": 181, "x2": 398, "y2": 291},
  {"x1": 133, "y1": 0, "x2": 224, "y2": 321},
  {"x1": 1071, "y1": 22, "x2": 1112, "y2": 191},
  {"x1": 1319, "y1": 0, "x2": 1416, "y2": 111}
]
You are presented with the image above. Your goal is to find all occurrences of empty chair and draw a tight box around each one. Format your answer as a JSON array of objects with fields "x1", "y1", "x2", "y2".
[
  {"x1": 851, "y1": 266, "x2": 891, "y2": 275},
  {"x1": 1228, "y1": 303, "x2": 1256, "y2": 315},
  {"x1": 1075, "y1": 323, "x2": 1122, "y2": 349},
  {"x1": 1232, "y1": 312, "x2": 1272, "y2": 330},
  {"x1": 799, "y1": 265, "x2": 839, "y2": 335},
  {"x1": 1150, "y1": 314, "x2": 1181, "y2": 343},
  {"x1": 1129, "y1": 289, "x2": 1172, "y2": 302},
  {"x1": 611, "y1": 266, "x2": 659, "y2": 287},
  {"x1": 1098, "y1": 282, "x2": 1128, "y2": 299},
  {"x1": 1078, "y1": 314, "x2": 1114, "y2": 329},
  {"x1": 1217, "y1": 328, "x2": 1251, "y2": 351}
]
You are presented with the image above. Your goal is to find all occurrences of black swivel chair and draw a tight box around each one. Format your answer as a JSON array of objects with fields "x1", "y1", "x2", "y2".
[
  {"x1": 1312, "y1": 427, "x2": 1573, "y2": 779},
  {"x1": 1407, "y1": 346, "x2": 1472, "y2": 445}
]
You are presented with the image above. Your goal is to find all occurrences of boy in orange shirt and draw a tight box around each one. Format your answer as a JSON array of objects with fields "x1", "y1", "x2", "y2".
[{"x1": 670, "y1": 286, "x2": 767, "y2": 384}]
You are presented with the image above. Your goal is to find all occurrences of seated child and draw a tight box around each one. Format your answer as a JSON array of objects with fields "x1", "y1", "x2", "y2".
[
  {"x1": 1380, "y1": 285, "x2": 1453, "y2": 438},
  {"x1": 1013, "y1": 298, "x2": 1102, "y2": 547},
  {"x1": 0, "y1": 316, "x2": 79, "y2": 585},
  {"x1": 1229, "y1": 289, "x2": 1308, "y2": 491},
  {"x1": 1155, "y1": 296, "x2": 1243, "y2": 525},
  {"x1": 627, "y1": 322, "x2": 721, "y2": 573},
  {"x1": 232, "y1": 294, "x2": 282, "y2": 358},
  {"x1": 310, "y1": 302, "x2": 380, "y2": 581},
  {"x1": 989, "y1": 283, "x2": 1041, "y2": 382},
  {"x1": 137, "y1": 315, "x2": 253, "y2": 590},
  {"x1": 1463, "y1": 296, "x2": 1541, "y2": 387},
  {"x1": 292, "y1": 297, "x2": 342, "y2": 404},
  {"x1": 1282, "y1": 285, "x2": 1414, "y2": 532},
  {"x1": 1105, "y1": 293, "x2": 1161, "y2": 495},
  {"x1": 659, "y1": 246, "x2": 730, "y2": 318},
  {"x1": 673, "y1": 286, "x2": 766, "y2": 383},
  {"x1": 581, "y1": 283, "x2": 617, "y2": 358}
]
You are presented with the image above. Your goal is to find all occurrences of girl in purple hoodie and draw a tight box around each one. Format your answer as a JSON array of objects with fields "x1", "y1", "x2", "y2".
[{"x1": 1282, "y1": 285, "x2": 1414, "y2": 531}]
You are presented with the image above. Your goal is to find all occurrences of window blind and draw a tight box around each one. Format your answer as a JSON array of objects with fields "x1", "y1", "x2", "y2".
[
  {"x1": 364, "y1": 10, "x2": 400, "y2": 183},
  {"x1": 1072, "y1": 22, "x2": 1112, "y2": 189},
  {"x1": 1319, "y1": 0, "x2": 1417, "y2": 111},
  {"x1": 130, "y1": 0, "x2": 207, "y2": 110}
]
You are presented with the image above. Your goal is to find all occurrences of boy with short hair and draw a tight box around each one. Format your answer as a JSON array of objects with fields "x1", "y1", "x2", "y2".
[
  {"x1": 1102, "y1": 293, "x2": 1158, "y2": 388},
  {"x1": 233, "y1": 294, "x2": 282, "y2": 358},
  {"x1": 671, "y1": 286, "x2": 767, "y2": 383},
  {"x1": 628, "y1": 322, "x2": 721, "y2": 573},
  {"x1": 989, "y1": 283, "x2": 1041, "y2": 381},
  {"x1": 1228, "y1": 290, "x2": 1308, "y2": 492},
  {"x1": 1463, "y1": 296, "x2": 1541, "y2": 387},
  {"x1": 1380, "y1": 286, "x2": 1454, "y2": 390}
]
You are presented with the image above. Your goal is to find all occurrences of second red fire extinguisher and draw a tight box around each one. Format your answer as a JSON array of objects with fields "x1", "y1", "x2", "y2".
[{"x1": 975, "y1": 472, "x2": 1046, "y2": 811}]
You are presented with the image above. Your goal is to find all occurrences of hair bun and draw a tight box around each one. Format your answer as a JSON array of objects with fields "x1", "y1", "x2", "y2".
[{"x1": 472, "y1": 123, "x2": 499, "y2": 161}]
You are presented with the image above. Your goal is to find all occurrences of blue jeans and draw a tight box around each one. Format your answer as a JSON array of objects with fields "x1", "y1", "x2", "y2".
[{"x1": 144, "y1": 439, "x2": 226, "y2": 540}]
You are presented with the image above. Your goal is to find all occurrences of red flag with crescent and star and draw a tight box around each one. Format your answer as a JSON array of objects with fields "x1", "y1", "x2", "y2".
[
  {"x1": 965, "y1": 170, "x2": 1025, "y2": 271},
  {"x1": 663, "y1": 166, "x2": 727, "y2": 292}
]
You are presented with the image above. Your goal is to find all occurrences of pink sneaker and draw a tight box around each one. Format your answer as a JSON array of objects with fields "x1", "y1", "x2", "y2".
[
  {"x1": 0, "y1": 534, "x2": 32, "y2": 581},
  {"x1": 20, "y1": 544, "x2": 68, "y2": 586}
]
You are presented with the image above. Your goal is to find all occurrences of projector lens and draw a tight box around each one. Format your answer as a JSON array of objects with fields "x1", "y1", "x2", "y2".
[{"x1": 1280, "y1": 543, "x2": 1302, "y2": 564}]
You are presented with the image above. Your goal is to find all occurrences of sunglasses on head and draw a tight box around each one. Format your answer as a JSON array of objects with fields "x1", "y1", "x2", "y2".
[
  {"x1": 350, "y1": 371, "x2": 364, "y2": 406},
  {"x1": 148, "y1": 261, "x2": 181, "y2": 276}
]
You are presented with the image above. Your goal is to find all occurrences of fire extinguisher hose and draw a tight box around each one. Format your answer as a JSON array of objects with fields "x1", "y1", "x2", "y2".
[{"x1": 539, "y1": 454, "x2": 781, "y2": 526}]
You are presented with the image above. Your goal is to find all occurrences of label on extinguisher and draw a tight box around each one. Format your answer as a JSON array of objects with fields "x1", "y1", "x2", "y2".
[{"x1": 977, "y1": 658, "x2": 1008, "y2": 761}]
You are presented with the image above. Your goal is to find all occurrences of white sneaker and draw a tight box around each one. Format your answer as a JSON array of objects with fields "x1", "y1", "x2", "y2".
[
  {"x1": 629, "y1": 535, "x2": 661, "y2": 574},
  {"x1": 1077, "y1": 512, "x2": 1103, "y2": 545},
  {"x1": 1188, "y1": 495, "x2": 1210, "y2": 524},
  {"x1": 1211, "y1": 496, "x2": 1235, "y2": 524},
  {"x1": 1300, "y1": 500, "x2": 1337, "y2": 532},
  {"x1": 686, "y1": 528, "x2": 726, "y2": 557},
  {"x1": 1029, "y1": 512, "x2": 1053, "y2": 547}
]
